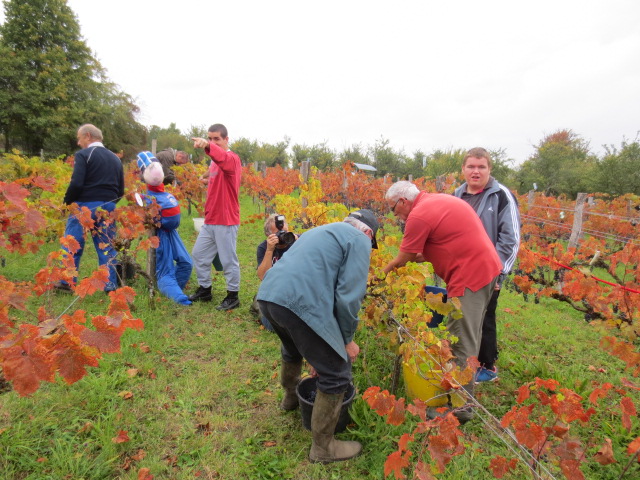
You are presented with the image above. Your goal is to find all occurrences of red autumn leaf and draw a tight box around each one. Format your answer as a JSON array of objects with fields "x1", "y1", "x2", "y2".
[
  {"x1": 50, "y1": 338, "x2": 100, "y2": 384},
  {"x1": 620, "y1": 396, "x2": 637, "y2": 432},
  {"x1": 516, "y1": 384, "x2": 531, "y2": 403},
  {"x1": 489, "y1": 456, "x2": 518, "y2": 479},
  {"x1": 387, "y1": 397, "x2": 407, "y2": 426},
  {"x1": 23, "y1": 209, "x2": 46, "y2": 234},
  {"x1": 398, "y1": 433, "x2": 414, "y2": 451},
  {"x1": 75, "y1": 268, "x2": 109, "y2": 298},
  {"x1": 1, "y1": 344, "x2": 53, "y2": 396},
  {"x1": 112, "y1": 430, "x2": 130, "y2": 444},
  {"x1": 31, "y1": 175, "x2": 57, "y2": 192},
  {"x1": 535, "y1": 378, "x2": 560, "y2": 391},
  {"x1": 79, "y1": 325, "x2": 122, "y2": 354},
  {"x1": 559, "y1": 459, "x2": 585, "y2": 480},
  {"x1": 1, "y1": 183, "x2": 30, "y2": 209},
  {"x1": 414, "y1": 460, "x2": 437, "y2": 480},
  {"x1": 588, "y1": 383, "x2": 613, "y2": 405},
  {"x1": 627, "y1": 437, "x2": 640, "y2": 457},
  {"x1": 383, "y1": 450, "x2": 411, "y2": 479},
  {"x1": 593, "y1": 438, "x2": 616, "y2": 465},
  {"x1": 515, "y1": 422, "x2": 547, "y2": 452}
]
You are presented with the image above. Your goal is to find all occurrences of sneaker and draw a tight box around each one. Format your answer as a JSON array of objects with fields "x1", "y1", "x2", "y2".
[
  {"x1": 188, "y1": 286, "x2": 212, "y2": 302},
  {"x1": 475, "y1": 367, "x2": 498, "y2": 384},
  {"x1": 53, "y1": 282, "x2": 72, "y2": 293},
  {"x1": 216, "y1": 295, "x2": 240, "y2": 311}
]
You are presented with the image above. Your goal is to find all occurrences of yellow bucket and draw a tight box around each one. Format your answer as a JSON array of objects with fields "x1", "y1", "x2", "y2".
[{"x1": 402, "y1": 362, "x2": 465, "y2": 407}]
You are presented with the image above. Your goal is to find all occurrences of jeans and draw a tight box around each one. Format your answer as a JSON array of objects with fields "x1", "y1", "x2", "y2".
[{"x1": 62, "y1": 201, "x2": 118, "y2": 291}]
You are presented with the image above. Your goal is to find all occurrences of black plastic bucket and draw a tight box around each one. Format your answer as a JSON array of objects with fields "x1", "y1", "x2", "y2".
[
  {"x1": 296, "y1": 377, "x2": 356, "y2": 433},
  {"x1": 424, "y1": 285, "x2": 447, "y2": 328}
]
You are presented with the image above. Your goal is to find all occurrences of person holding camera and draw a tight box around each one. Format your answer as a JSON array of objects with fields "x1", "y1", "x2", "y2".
[
  {"x1": 254, "y1": 214, "x2": 298, "y2": 331},
  {"x1": 257, "y1": 209, "x2": 379, "y2": 464}
]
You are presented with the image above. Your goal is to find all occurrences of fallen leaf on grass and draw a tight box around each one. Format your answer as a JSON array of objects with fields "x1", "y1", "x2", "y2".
[
  {"x1": 196, "y1": 332, "x2": 204, "y2": 337},
  {"x1": 112, "y1": 430, "x2": 130, "y2": 443},
  {"x1": 138, "y1": 467, "x2": 153, "y2": 480},
  {"x1": 263, "y1": 440, "x2": 277, "y2": 447},
  {"x1": 126, "y1": 368, "x2": 139, "y2": 377},
  {"x1": 78, "y1": 422, "x2": 93, "y2": 434},
  {"x1": 118, "y1": 391, "x2": 134, "y2": 400},
  {"x1": 503, "y1": 308, "x2": 513, "y2": 314},
  {"x1": 196, "y1": 422, "x2": 212, "y2": 436},
  {"x1": 594, "y1": 438, "x2": 616, "y2": 465},
  {"x1": 37, "y1": 457, "x2": 47, "y2": 463}
]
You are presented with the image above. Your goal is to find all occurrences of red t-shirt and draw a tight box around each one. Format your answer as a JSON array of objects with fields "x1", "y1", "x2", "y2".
[
  {"x1": 203, "y1": 143, "x2": 242, "y2": 225},
  {"x1": 400, "y1": 192, "x2": 501, "y2": 297}
]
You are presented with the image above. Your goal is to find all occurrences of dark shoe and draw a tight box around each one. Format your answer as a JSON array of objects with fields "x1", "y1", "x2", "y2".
[
  {"x1": 53, "y1": 282, "x2": 72, "y2": 293},
  {"x1": 216, "y1": 291, "x2": 239, "y2": 311},
  {"x1": 188, "y1": 285, "x2": 212, "y2": 302}
]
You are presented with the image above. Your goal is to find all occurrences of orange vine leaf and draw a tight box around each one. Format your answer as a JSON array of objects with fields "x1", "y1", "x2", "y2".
[{"x1": 489, "y1": 456, "x2": 518, "y2": 479}]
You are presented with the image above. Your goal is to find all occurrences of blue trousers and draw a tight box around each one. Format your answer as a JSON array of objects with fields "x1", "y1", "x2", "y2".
[{"x1": 62, "y1": 201, "x2": 118, "y2": 291}]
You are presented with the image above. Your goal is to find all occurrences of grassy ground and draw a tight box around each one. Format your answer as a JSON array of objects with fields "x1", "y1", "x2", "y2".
[{"x1": 0, "y1": 196, "x2": 638, "y2": 479}]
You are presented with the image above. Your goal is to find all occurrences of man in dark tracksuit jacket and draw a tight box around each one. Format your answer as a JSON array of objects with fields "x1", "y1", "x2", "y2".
[
  {"x1": 58, "y1": 124, "x2": 124, "y2": 292},
  {"x1": 454, "y1": 147, "x2": 520, "y2": 382}
]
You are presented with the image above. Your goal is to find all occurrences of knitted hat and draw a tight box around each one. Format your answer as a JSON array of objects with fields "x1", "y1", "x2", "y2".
[
  {"x1": 347, "y1": 209, "x2": 379, "y2": 249},
  {"x1": 143, "y1": 161, "x2": 164, "y2": 186},
  {"x1": 136, "y1": 151, "x2": 156, "y2": 171}
]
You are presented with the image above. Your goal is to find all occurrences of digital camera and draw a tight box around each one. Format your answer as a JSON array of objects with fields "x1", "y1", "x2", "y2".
[{"x1": 274, "y1": 215, "x2": 296, "y2": 246}]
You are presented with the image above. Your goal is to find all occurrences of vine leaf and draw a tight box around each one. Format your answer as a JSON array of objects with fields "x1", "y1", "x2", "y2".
[{"x1": 593, "y1": 438, "x2": 616, "y2": 465}]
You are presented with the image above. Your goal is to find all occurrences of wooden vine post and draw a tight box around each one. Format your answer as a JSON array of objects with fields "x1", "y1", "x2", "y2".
[{"x1": 568, "y1": 193, "x2": 588, "y2": 249}]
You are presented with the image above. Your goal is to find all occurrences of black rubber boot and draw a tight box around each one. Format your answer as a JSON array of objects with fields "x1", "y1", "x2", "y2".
[
  {"x1": 216, "y1": 290, "x2": 240, "y2": 311},
  {"x1": 188, "y1": 285, "x2": 212, "y2": 302},
  {"x1": 280, "y1": 361, "x2": 302, "y2": 411},
  {"x1": 309, "y1": 391, "x2": 362, "y2": 463}
]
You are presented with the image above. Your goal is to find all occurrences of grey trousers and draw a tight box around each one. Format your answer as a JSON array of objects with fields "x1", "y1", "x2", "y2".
[
  {"x1": 191, "y1": 224, "x2": 240, "y2": 291},
  {"x1": 447, "y1": 278, "x2": 498, "y2": 369}
]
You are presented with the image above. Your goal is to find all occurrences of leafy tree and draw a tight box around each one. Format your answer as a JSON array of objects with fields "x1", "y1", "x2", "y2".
[
  {"x1": 594, "y1": 137, "x2": 640, "y2": 196},
  {"x1": 423, "y1": 148, "x2": 466, "y2": 179},
  {"x1": 488, "y1": 148, "x2": 518, "y2": 190},
  {"x1": 290, "y1": 142, "x2": 336, "y2": 171},
  {"x1": 338, "y1": 144, "x2": 371, "y2": 167},
  {"x1": 515, "y1": 129, "x2": 596, "y2": 197},
  {"x1": 398, "y1": 150, "x2": 426, "y2": 180},
  {"x1": 369, "y1": 137, "x2": 403, "y2": 177},
  {"x1": 230, "y1": 137, "x2": 258, "y2": 166},
  {"x1": 253, "y1": 138, "x2": 290, "y2": 168},
  {"x1": 0, "y1": 0, "x2": 146, "y2": 156}
]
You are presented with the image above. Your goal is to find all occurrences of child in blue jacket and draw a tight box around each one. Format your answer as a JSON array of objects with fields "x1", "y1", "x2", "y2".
[{"x1": 142, "y1": 160, "x2": 193, "y2": 305}]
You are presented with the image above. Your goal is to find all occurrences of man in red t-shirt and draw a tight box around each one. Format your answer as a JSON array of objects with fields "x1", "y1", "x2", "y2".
[
  {"x1": 189, "y1": 124, "x2": 242, "y2": 310},
  {"x1": 383, "y1": 181, "x2": 501, "y2": 420}
]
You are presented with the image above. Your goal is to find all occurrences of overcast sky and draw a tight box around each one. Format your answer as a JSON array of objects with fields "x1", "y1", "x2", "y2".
[{"x1": 3, "y1": 0, "x2": 640, "y2": 163}]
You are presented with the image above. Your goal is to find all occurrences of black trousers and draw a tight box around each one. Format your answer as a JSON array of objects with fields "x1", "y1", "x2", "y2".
[
  {"x1": 258, "y1": 301, "x2": 352, "y2": 395},
  {"x1": 478, "y1": 289, "x2": 500, "y2": 369}
]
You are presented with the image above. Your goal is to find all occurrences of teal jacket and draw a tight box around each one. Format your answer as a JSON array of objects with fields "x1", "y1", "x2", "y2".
[{"x1": 257, "y1": 222, "x2": 372, "y2": 361}]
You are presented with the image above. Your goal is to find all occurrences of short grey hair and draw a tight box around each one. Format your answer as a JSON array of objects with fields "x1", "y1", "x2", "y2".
[
  {"x1": 385, "y1": 181, "x2": 420, "y2": 202},
  {"x1": 343, "y1": 216, "x2": 372, "y2": 237},
  {"x1": 264, "y1": 214, "x2": 277, "y2": 236},
  {"x1": 78, "y1": 124, "x2": 103, "y2": 141}
]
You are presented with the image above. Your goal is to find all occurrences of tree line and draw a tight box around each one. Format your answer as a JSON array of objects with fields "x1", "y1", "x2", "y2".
[{"x1": 1, "y1": 0, "x2": 638, "y2": 199}]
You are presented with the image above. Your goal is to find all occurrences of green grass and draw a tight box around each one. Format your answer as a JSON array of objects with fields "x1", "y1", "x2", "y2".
[{"x1": 1, "y1": 195, "x2": 639, "y2": 479}]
